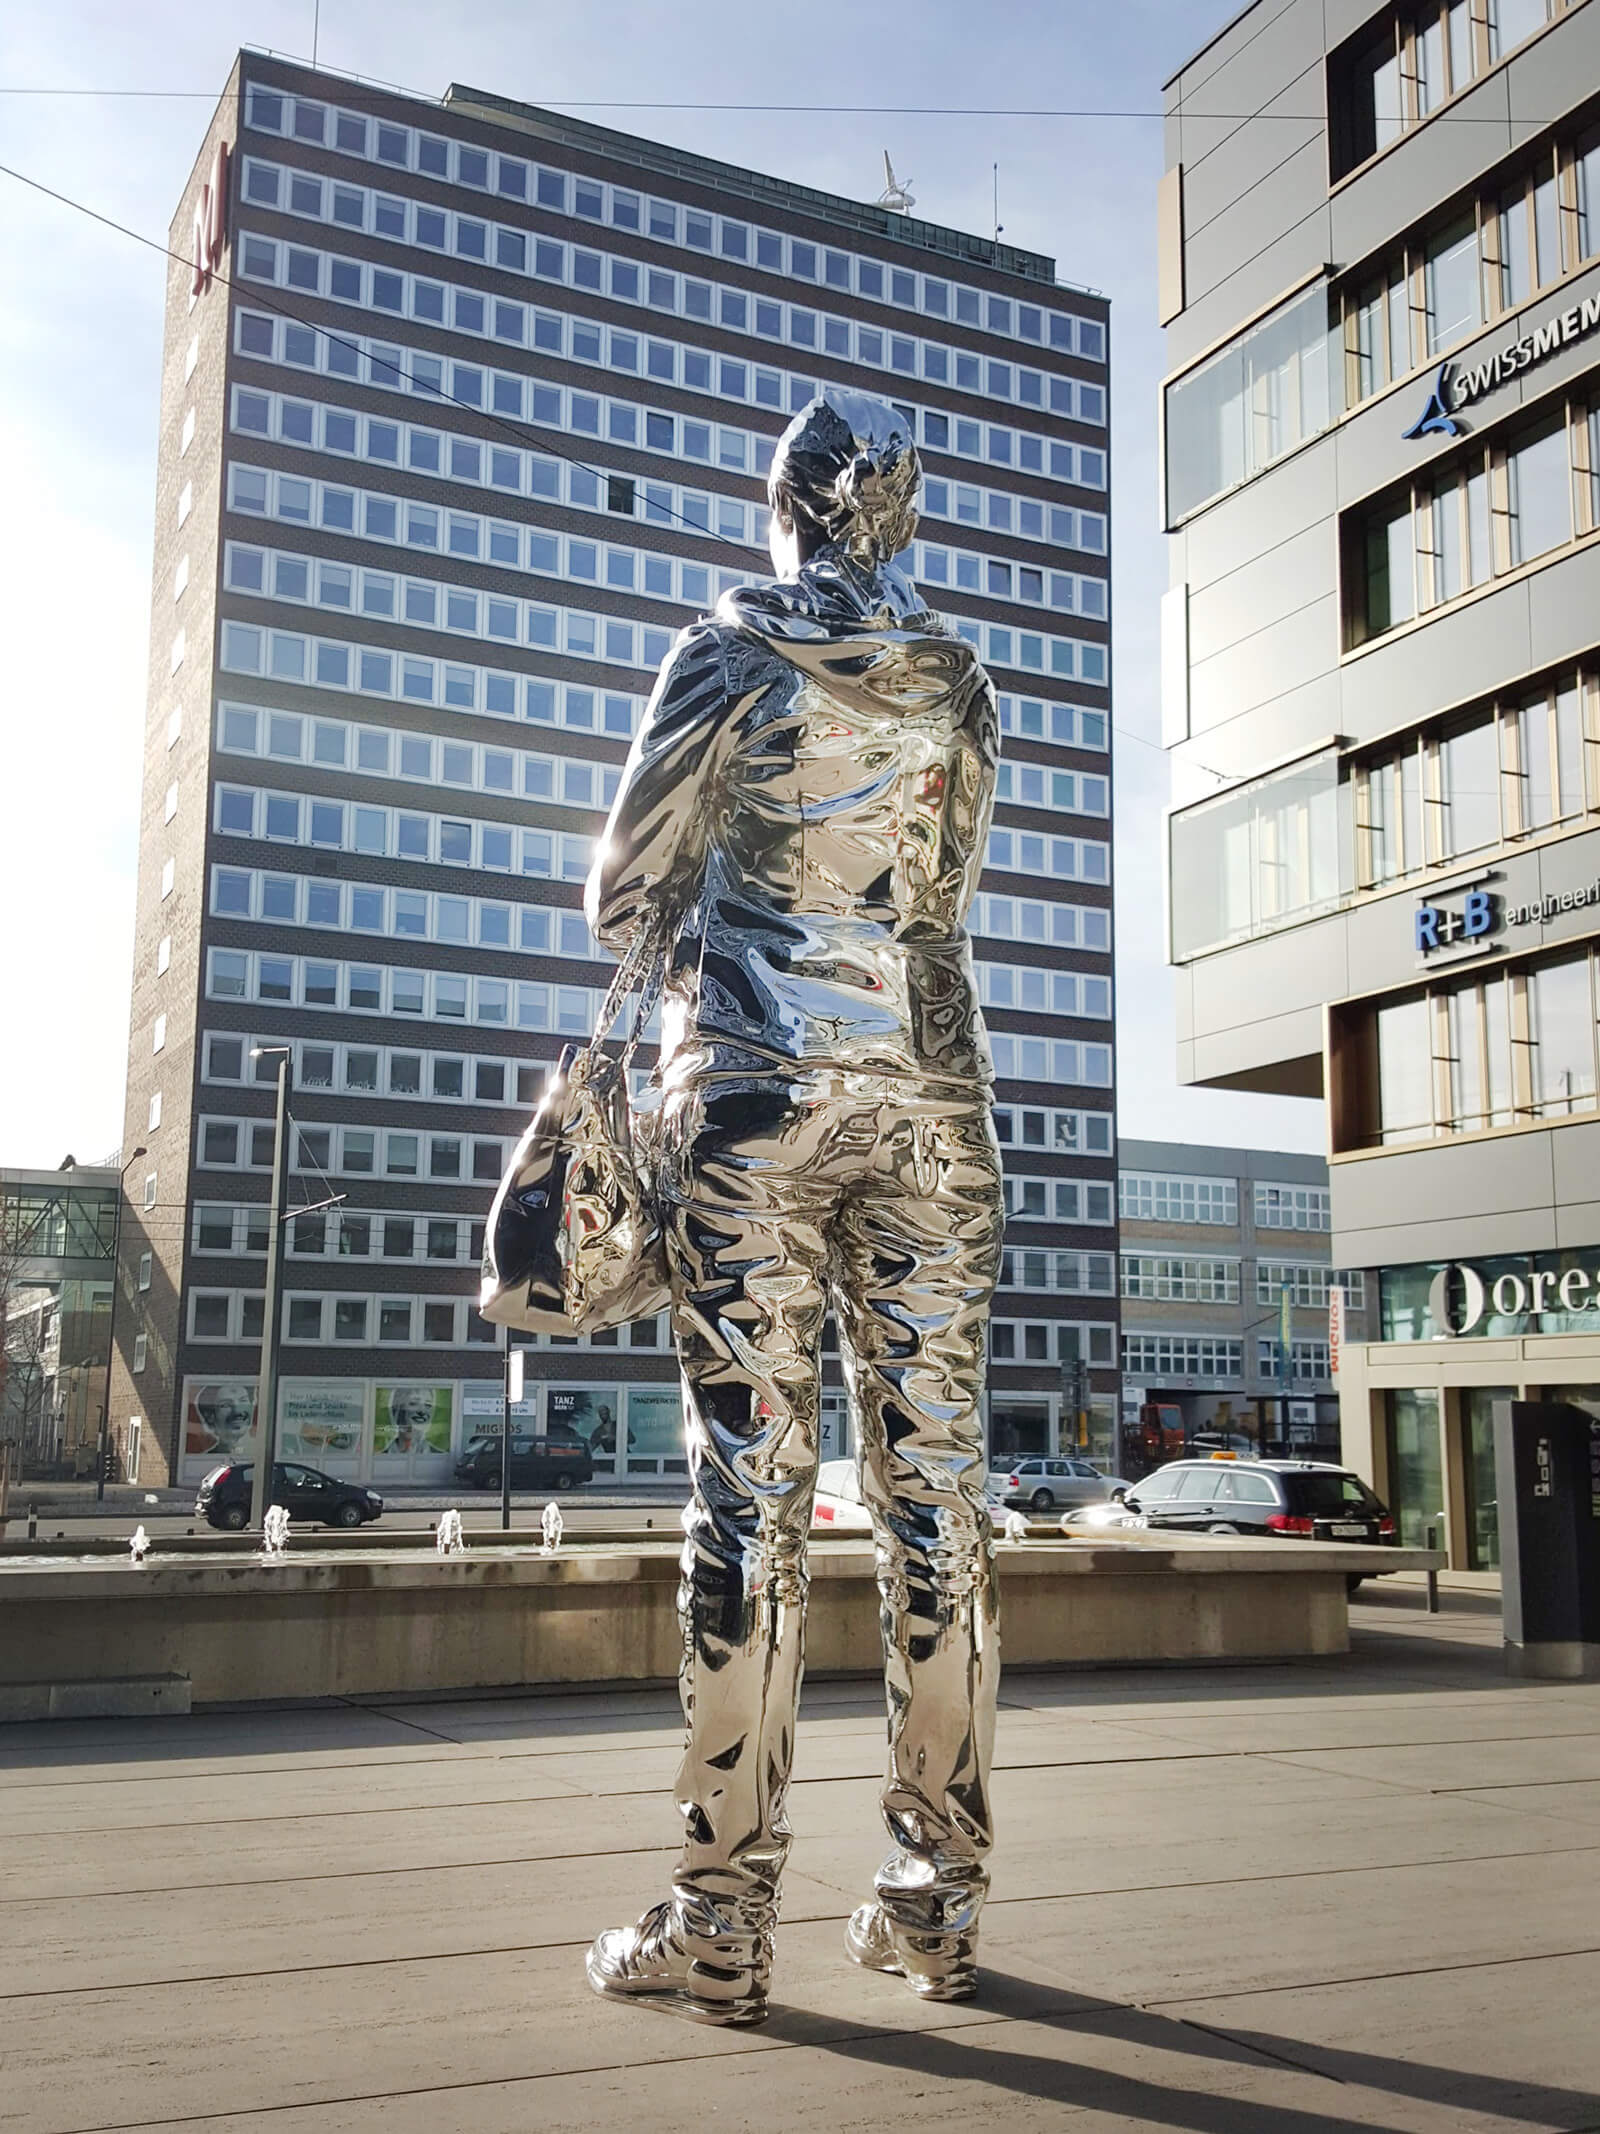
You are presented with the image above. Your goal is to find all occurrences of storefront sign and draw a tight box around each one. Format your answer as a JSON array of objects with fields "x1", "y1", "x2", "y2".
[
  {"x1": 1428, "y1": 1258, "x2": 1600, "y2": 1336},
  {"x1": 1415, "y1": 886, "x2": 1498, "y2": 954},
  {"x1": 1328, "y1": 1285, "x2": 1344, "y2": 1376},
  {"x1": 1403, "y1": 290, "x2": 1600, "y2": 441},
  {"x1": 1416, "y1": 874, "x2": 1600, "y2": 956}
]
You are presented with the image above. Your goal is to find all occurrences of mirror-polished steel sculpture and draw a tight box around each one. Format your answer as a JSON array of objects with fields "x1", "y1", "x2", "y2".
[{"x1": 584, "y1": 387, "x2": 1004, "y2": 2026}]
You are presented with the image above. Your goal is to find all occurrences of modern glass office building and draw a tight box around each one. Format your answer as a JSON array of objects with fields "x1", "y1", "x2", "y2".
[
  {"x1": 110, "y1": 51, "x2": 1117, "y2": 1488},
  {"x1": 1160, "y1": 0, "x2": 1600, "y2": 1569}
]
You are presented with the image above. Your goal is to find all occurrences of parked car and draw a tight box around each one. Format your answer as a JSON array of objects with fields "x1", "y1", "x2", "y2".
[
  {"x1": 196, "y1": 1461, "x2": 383, "y2": 1531},
  {"x1": 453, "y1": 1428, "x2": 593, "y2": 1492},
  {"x1": 988, "y1": 1456, "x2": 1129, "y2": 1513},
  {"x1": 812, "y1": 1457, "x2": 873, "y2": 1532},
  {"x1": 1122, "y1": 1457, "x2": 1396, "y2": 1552}
]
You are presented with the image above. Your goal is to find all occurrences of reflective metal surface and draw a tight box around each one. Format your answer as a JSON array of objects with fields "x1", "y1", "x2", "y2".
[{"x1": 584, "y1": 390, "x2": 1004, "y2": 2024}]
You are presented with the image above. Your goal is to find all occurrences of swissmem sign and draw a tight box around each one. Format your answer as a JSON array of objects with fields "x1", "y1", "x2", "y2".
[{"x1": 1403, "y1": 289, "x2": 1600, "y2": 441}]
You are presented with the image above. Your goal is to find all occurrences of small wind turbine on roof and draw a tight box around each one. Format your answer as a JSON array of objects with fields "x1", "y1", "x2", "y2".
[{"x1": 878, "y1": 152, "x2": 916, "y2": 214}]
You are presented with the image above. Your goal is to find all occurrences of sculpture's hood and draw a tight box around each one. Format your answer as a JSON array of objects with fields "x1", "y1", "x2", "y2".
[{"x1": 717, "y1": 547, "x2": 979, "y2": 718}]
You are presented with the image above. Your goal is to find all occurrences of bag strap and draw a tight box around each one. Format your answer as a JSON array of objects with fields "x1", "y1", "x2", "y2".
[{"x1": 588, "y1": 928, "x2": 662, "y2": 1069}]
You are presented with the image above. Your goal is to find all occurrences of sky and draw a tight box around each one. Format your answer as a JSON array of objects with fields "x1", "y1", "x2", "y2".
[{"x1": 0, "y1": 0, "x2": 1326, "y2": 1168}]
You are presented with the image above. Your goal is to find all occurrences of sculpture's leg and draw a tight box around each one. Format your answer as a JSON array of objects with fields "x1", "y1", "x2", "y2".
[
  {"x1": 587, "y1": 1077, "x2": 832, "y2": 2025},
  {"x1": 832, "y1": 1093, "x2": 1005, "y2": 2002}
]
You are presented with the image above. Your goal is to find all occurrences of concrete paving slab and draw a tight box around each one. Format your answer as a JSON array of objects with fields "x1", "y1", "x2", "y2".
[
  {"x1": 1158, "y1": 1950, "x2": 1600, "y2": 2132},
  {"x1": 95, "y1": 2001, "x2": 1533, "y2": 2134},
  {"x1": 7, "y1": 1614, "x2": 1598, "y2": 2134}
]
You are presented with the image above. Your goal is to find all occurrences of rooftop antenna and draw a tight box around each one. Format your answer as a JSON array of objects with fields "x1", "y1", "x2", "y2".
[
  {"x1": 993, "y1": 163, "x2": 1004, "y2": 248},
  {"x1": 878, "y1": 151, "x2": 916, "y2": 215}
]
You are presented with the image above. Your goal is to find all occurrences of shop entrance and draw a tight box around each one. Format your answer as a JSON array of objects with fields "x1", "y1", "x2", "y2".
[{"x1": 1384, "y1": 1388, "x2": 1445, "y2": 1549}]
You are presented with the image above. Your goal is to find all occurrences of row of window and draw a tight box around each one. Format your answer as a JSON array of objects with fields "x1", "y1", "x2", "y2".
[
  {"x1": 226, "y1": 448, "x2": 1110, "y2": 623},
  {"x1": 985, "y1": 827, "x2": 1110, "y2": 885},
  {"x1": 992, "y1": 1033, "x2": 1113, "y2": 1090},
  {"x1": 242, "y1": 83, "x2": 1107, "y2": 361},
  {"x1": 976, "y1": 963, "x2": 1111, "y2": 1022},
  {"x1": 994, "y1": 1320, "x2": 1118, "y2": 1367},
  {"x1": 206, "y1": 947, "x2": 604, "y2": 1032},
  {"x1": 1117, "y1": 1173, "x2": 1332, "y2": 1230},
  {"x1": 232, "y1": 242, "x2": 1109, "y2": 493},
  {"x1": 1335, "y1": 1, "x2": 1579, "y2": 182},
  {"x1": 207, "y1": 860, "x2": 1108, "y2": 1016},
  {"x1": 1354, "y1": 396, "x2": 1600, "y2": 645},
  {"x1": 1004, "y1": 1175, "x2": 1114, "y2": 1226},
  {"x1": 208, "y1": 777, "x2": 1110, "y2": 893},
  {"x1": 237, "y1": 152, "x2": 1103, "y2": 421},
  {"x1": 196, "y1": 1033, "x2": 1116, "y2": 1160},
  {"x1": 194, "y1": 1201, "x2": 480, "y2": 1264},
  {"x1": 998, "y1": 1248, "x2": 1116, "y2": 1296},
  {"x1": 209, "y1": 866, "x2": 600, "y2": 960},
  {"x1": 1170, "y1": 664, "x2": 1600, "y2": 961},
  {"x1": 232, "y1": 331, "x2": 1112, "y2": 556},
  {"x1": 1359, "y1": 944, "x2": 1600, "y2": 1149},
  {"x1": 213, "y1": 783, "x2": 595, "y2": 880},
  {"x1": 197, "y1": 1111, "x2": 510, "y2": 1181},
  {"x1": 994, "y1": 1104, "x2": 1114, "y2": 1156},
  {"x1": 971, "y1": 894, "x2": 1111, "y2": 955},
  {"x1": 189, "y1": 1287, "x2": 497, "y2": 1347},
  {"x1": 221, "y1": 553, "x2": 1109, "y2": 689},
  {"x1": 1121, "y1": 1256, "x2": 1365, "y2": 1307},
  {"x1": 1358, "y1": 672, "x2": 1596, "y2": 886},
  {"x1": 1343, "y1": 133, "x2": 1600, "y2": 409},
  {"x1": 1121, "y1": 1330, "x2": 1327, "y2": 1384},
  {"x1": 217, "y1": 699, "x2": 628, "y2": 802}
]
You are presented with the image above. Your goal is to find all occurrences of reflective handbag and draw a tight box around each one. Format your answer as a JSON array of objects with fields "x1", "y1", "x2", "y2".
[{"x1": 479, "y1": 933, "x2": 669, "y2": 1337}]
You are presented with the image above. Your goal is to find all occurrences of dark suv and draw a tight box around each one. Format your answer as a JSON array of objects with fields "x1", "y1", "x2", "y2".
[
  {"x1": 1123, "y1": 1459, "x2": 1396, "y2": 1547},
  {"x1": 452, "y1": 1429, "x2": 593, "y2": 1492},
  {"x1": 196, "y1": 1461, "x2": 383, "y2": 1531}
]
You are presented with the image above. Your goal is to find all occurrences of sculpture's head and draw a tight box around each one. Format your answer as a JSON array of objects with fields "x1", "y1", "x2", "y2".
[{"x1": 767, "y1": 387, "x2": 920, "y2": 577}]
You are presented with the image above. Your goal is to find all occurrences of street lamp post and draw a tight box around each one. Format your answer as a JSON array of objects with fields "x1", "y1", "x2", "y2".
[
  {"x1": 250, "y1": 1051, "x2": 294, "y2": 1533},
  {"x1": 97, "y1": 1144, "x2": 148, "y2": 1503}
]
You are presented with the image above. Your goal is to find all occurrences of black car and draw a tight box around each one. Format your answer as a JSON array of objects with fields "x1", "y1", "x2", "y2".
[
  {"x1": 452, "y1": 1429, "x2": 594, "y2": 1492},
  {"x1": 1123, "y1": 1458, "x2": 1396, "y2": 1548},
  {"x1": 196, "y1": 1461, "x2": 383, "y2": 1531}
]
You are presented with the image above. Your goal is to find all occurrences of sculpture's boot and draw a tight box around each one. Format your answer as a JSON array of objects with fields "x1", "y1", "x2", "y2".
[
  {"x1": 844, "y1": 1898, "x2": 979, "y2": 2002},
  {"x1": 586, "y1": 1900, "x2": 771, "y2": 2027}
]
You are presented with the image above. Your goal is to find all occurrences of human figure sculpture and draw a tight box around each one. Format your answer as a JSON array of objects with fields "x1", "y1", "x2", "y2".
[{"x1": 583, "y1": 388, "x2": 1005, "y2": 2027}]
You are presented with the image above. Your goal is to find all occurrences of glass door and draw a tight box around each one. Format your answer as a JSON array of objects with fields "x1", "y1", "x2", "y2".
[
  {"x1": 1461, "y1": 1386, "x2": 1512, "y2": 1570},
  {"x1": 1385, "y1": 1388, "x2": 1445, "y2": 1547}
]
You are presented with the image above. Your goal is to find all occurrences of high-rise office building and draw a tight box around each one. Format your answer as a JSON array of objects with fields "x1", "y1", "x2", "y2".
[
  {"x1": 112, "y1": 51, "x2": 1116, "y2": 1489},
  {"x1": 1160, "y1": 0, "x2": 1600, "y2": 1570}
]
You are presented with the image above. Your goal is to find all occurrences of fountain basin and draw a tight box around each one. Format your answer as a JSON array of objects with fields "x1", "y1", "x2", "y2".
[{"x1": 0, "y1": 1535, "x2": 1438, "y2": 1713}]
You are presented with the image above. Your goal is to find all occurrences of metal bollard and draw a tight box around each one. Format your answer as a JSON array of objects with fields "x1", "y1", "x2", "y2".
[{"x1": 1425, "y1": 1521, "x2": 1440, "y2": 1613}]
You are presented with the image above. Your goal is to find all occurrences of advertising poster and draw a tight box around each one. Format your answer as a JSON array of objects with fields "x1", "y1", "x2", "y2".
[
  {"x1": 184, "y1": 1379, "x2": 259, "y2": 1468},
  {"x1": 373, "y1": 1383, "x2": 454, "y2": 1476},
  {"x1": 625, "y1": 1384, "x2": 683, "y2": 1466},
  {"x1": 548, "y1": 1386, "x2": 620, "y2": 1462},
  {"x1": 279, "y1": 1381, "x2": 366, "y2": 1473}
]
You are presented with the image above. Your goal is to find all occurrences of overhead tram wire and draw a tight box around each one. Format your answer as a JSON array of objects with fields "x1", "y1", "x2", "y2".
[
  {"x1": 0, "y1": 151, "x2": 1228, "y2": 785},
  {"x1": 0, "y1": 155, "x2": 766, "y2": 563},
  {"x1": 0, "y1": 85, "x2": 1548, "y2": 123}
]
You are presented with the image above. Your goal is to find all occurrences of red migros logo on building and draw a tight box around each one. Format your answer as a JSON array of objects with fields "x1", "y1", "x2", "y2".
[{"x1": 191, "y1": 140, "x2": 229, "y2": 297}]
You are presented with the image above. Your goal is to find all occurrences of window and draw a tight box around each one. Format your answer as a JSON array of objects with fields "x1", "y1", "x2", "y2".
[
  {"x1": 132, "y1": 1334, "x2": 148, "y2": 1372},
  {"x1": 1168, "y1": 748, "x2": 1345, "y2": 962},
  {"x1": 1164, "y1": 282, "x2": 1337, "y2": 523},
  {"x1": 1120, "y1": 1173, "x2": 1237, "y2": 1225},
  {"x1": 1254, "y1": 1183, "x2": 1331, "y2": 1232},
  {"x1": 1349, "y1": 405, "x2": 1579, "y2": 647},
  {"x1": 1121, "y1": 1334, "x2": 1243, "y2": 1381},
  {"x1": 1121, "y1": 1255, "x2": 1241, "y2": 1304},
  {"x1": 137, "y1": 1251, "x2": 152, "y2": 1290},
  {"x1": 1330, "y1": 1, "x2": 1563, "y2": 180}
]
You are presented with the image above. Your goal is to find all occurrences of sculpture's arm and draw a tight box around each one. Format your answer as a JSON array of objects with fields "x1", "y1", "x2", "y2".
[{"x1": 584, "y1": 621, "x2": 728, "y2": 955}]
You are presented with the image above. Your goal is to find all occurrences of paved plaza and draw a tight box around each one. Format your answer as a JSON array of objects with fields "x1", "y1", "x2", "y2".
[{"x1": 4, "y1": 1587, "x2": 1599, "y2": 2133}]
